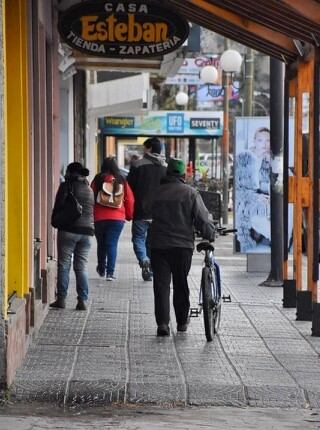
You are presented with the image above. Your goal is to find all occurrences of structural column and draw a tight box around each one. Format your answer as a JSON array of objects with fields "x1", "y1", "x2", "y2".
[{"x1": 262, "y1": 58, "x2": 284, "y2": 286}]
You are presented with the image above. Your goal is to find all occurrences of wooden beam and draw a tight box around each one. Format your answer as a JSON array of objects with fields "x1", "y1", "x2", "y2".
[
  {"x1": 281, "y1": 0, "x2": 320, "y2": 25},
  {"x1": 187, "y1": 0, "x2": 298, "y2": 56}
]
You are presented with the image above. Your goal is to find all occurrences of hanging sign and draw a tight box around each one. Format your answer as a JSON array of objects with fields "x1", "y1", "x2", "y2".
[{"x1": 58, "y1": 1, "x2": 189, "y2": 58}]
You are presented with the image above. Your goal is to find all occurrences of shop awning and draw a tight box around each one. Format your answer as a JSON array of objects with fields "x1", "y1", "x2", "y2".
[{"x1": 164, "y1": 0, "x2": 320, "y2": 63}]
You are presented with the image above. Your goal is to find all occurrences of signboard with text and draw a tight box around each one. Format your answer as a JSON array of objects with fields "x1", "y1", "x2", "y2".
[
  {"x1": 99, "y1": 111, "x2": 223, "y2": 137},
  {"x1": 165, "y1": 56, "x2": 221, "y2": 85},
  {"x1": 58, "y1": 0, "x2": 189, "y2": 58}
]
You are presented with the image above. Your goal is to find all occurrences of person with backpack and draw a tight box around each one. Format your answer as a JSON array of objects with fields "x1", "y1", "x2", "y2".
[
  {"x1": 127, "y1": 137, "x2": 167, "y2": 281},
  {"x1": 50, "y1": 162, "x2": 94, "y2": 311},
  {"x1": 91, "y1": 157, "x2": 134, "y2": 281}
]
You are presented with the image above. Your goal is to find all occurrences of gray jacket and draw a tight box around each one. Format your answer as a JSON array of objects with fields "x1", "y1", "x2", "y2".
[{"x1": 149, "y1": 176, "x2": 215, "y2": 249}]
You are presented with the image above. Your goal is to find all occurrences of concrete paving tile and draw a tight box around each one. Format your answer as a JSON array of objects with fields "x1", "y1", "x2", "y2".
[
  {"x1": 12, "y1": 345, "x2": 76, "y2": 378},
  {"x1": 264, "y1": 338, "x2": 317, "y2": 355},
  {"x1": 67, "y1": 380, "x2": 126, "y2": 406},
  {"x1": 247, "y1": 386, "x2": 306, "y2": 408},
  {"x1": 219, "y1": 336, "x2": 269, "y2": 355},
  {"x1": 10, "y1": 380, "x2": 67, "y2": 404},
  {"x1": 128, "y1": 382, "x2": 186, "y2": 404},
  {"x1": 81, "y1": 314, "x2": 128, "y2": 347},
  {"x1": 292, "y1": 371, "x2": 320, "y2": 389},
  {"x1": 73, "y1": 346, "x2": 127, "y2": 381},
  {"x1": 239, "y1": 369, "x2": 297, "y2": 386},
  {"x1": 275, "y1": 354, "x2": 320, "y2": 372},
  {"x1": 188, "y1": 384, "x2": 247, "y2": 407},
  {"x1": 307, "y1": 390, "x2": 320, "y2": 408},
  {"x1": 227, "y1": 355, "x2": 282, "y2": 371}
]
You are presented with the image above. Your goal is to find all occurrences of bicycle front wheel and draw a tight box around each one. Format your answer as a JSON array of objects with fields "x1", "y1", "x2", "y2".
[
  {"x1": 201, "y1": 267, "x2": 214, "y2": 342},
  {"x1": 213, "y1": 300, "x2": 221, "y2": 334}
]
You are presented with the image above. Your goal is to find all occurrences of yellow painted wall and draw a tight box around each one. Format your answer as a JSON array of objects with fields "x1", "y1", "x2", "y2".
[{"x1": 3, "y1": 0, "x2": 30, "y2": 318}]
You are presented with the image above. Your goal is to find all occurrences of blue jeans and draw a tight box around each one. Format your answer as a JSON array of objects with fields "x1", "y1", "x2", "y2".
[
  {"x1": 131, "y1": 220, "x2": 151, "y2": 265},
  {"x1": 57, "y1": 231, "x2": 92, "y2": 301},
  {"x1": 94, "y1": 220, "x2": 124, "y2": 275}
]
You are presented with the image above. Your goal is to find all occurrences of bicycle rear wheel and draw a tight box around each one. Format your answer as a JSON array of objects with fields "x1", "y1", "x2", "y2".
[{"x1": 201, "y1": 267, "x2": 214, "y2": 341}]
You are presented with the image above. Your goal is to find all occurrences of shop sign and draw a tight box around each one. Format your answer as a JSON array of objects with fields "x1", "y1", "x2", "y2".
[
  {"x1": 104, "y1": 117, "x2": 135, "y2": 128},
  {"x1": 190, "y1": 118, "x2": 221, "y2": 129},
  {"x1": 58, "y1": 1, "x2": 189, "y2": 58},
  {"x1": 98, "y1": 111, "x2": 223, "y2": 137}
]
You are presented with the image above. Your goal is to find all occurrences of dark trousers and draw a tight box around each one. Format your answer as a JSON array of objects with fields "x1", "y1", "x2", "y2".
[{"x1": 150, "y1": 248, "x2": 193, "y2": 326}]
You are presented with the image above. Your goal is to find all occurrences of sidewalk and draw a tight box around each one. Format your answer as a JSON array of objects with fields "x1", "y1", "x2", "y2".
[{"x1": 7, "y1": 224, "x2": 320, "y2": 409}]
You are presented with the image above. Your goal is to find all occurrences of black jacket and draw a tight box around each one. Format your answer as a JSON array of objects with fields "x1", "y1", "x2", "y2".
[
  {"x1": 149, "y1": 176, "x2": 215, "y2": 249},
  {"x1": 127, "y1": 153, "x2": 167, "y2": 220},
  {"x1": 52, "y1": 175, "x2": 95, "y2": 235}
]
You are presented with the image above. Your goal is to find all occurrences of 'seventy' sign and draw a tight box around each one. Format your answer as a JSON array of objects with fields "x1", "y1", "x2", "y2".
[{"x1": 58, "y1": 1, "x2": 189, "y2": 58}]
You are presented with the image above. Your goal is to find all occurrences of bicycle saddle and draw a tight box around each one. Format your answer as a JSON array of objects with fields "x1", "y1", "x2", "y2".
[{"x1": 196, "y1": 242, "x2": 215, "y2": 252}]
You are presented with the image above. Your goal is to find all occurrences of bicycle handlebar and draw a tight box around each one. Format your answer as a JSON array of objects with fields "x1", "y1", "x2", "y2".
[{"x1": 216, "y1": 227, "x2": 237, "y2": 236}]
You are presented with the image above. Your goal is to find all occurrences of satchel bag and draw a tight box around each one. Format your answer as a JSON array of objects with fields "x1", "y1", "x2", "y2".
[
  {"x1": 96, "y1": 179, "x2": 124, "y2": 208},
  {"x1": 51, "y1": 183, "x2": 83, "y2": 229}
]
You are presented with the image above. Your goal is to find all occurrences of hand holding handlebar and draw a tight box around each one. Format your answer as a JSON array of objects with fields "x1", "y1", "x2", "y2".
[{"x1": 216, "y1": 227, "x2": 237, "y2": 236}]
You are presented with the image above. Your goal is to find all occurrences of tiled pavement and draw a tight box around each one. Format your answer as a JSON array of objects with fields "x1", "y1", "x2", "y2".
[{"x1": 8, "y1": 225, "x2": 320, "y2": 409}]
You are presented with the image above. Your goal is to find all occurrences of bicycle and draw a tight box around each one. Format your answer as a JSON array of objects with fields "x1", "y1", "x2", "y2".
[{"x1": 190, "y1": 227, "x2": 236, "y2": 342}]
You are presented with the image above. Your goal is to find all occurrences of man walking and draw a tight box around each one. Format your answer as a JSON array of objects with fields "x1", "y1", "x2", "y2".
[
  {"x1": 127, "y1": 137, "x2": 167, "y2": 281},
  {"x1": 149, "y1": 158, "x2": 215, "y2": 336}
]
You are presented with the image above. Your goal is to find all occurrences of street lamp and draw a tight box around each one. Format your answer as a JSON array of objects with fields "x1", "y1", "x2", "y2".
[
  {"x1": 220, "y1": 49, "x2": 243, "y2": 73},
  {"x1": 200, "y1": 49, "x2": 243, "y2": 224},
  {"x1": 174, "y1": 89, "x2": 189, "y2": 160},
  {"x1": 175, "y1": 90, "x2": 189, "y2": 107}
]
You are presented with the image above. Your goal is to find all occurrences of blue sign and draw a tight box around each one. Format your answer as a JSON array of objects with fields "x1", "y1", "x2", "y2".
[{"x1": 167, "y1": 113, "x2": 184, "y2": 133}]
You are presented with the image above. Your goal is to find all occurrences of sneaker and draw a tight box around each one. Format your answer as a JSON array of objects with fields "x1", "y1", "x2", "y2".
[
  {"x1": 157, "y1": 324, "x2": 170, "y2": 337},
  {"x1": 96, "y1": 266, "x2": 105, "y2": 278},
  {"x1": 106, "y1": 274, "x2": 116, "y2": 281},
  {"x1": 141, "y1": 261, "x2": 152, "y2": 281}
]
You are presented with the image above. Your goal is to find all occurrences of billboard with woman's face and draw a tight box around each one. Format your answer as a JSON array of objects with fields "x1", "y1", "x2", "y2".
[
  {"x1": 234, "y1": 116, "x2": 294, "y2": 254},
  {"x1": 234, "y1": 117, "x2": 271, "y2": 253}
]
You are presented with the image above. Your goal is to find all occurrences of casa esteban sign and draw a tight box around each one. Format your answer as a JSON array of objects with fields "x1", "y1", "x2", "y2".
[{"x1": 58, "y1": 1, "x2": 189, "y2": 58}]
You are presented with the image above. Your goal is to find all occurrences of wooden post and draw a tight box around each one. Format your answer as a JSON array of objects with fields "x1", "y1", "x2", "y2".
[{"x1": 290, "y1": 54, "x2": 315, "y2": 321}]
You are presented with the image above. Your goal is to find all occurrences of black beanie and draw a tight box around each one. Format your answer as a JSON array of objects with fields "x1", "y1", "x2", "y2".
[{"x1": 66, "y1": 162, "x2": 89, "y2": 177}]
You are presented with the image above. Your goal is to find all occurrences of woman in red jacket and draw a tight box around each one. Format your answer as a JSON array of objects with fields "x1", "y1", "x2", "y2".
[{"x1": 91, "y1": 157, "x2": 134, "y2": 281}]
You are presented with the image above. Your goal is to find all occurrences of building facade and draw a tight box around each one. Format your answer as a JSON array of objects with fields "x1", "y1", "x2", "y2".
[{"x1": 0, "y1": 0, "x2": 62, "y2": 387}]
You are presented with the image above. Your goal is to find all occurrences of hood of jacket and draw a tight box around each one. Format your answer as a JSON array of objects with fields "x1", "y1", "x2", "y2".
[{"x1": 144, "y1": 152, "x2": 167, "y2": 166}]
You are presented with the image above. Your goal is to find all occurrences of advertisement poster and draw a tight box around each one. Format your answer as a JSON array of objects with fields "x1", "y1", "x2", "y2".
[
  {"x1": 234, "y1": 116, "x2": 294, "y2": 253},
  {"x1": 99, "y1": 111, "x2": 223, "y2": 137}
]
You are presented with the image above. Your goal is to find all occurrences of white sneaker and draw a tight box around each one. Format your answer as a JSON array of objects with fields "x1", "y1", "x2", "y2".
[{"x1": 106, "y1": 274, "x2": 116, "y2": 281}]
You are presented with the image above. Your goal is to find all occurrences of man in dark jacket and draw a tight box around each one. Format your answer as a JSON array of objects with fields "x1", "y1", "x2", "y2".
[
  {"x1": 149, "y1": 158, "x2": 215, "y2": 336},
  {"x1": 127, "y1": 137, "x2": 167, "y2": 281}
]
